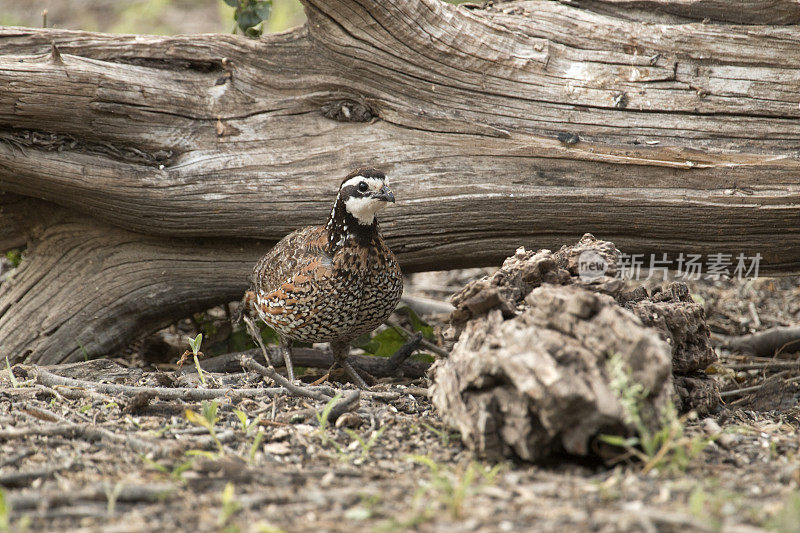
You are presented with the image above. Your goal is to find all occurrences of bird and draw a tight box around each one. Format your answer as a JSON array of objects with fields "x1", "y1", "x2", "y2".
[{"x1": 240, "y1": 167, "x2": 403, "y2": 388}]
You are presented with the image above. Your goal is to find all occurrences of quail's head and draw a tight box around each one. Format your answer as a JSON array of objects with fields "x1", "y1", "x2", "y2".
[{"x1": 338, "y1": 168, "x2": 395, "y2": 225}]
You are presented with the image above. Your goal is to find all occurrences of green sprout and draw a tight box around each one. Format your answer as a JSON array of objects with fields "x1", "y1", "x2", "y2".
[
  {"x1": 218, "y1": 482, "x2": 243, "y2": 530},
  {"x1": 185, "y1": 400, "x2": 224, "y2": 454},
  {"x1": 224, "y1": 0, "x2": 272, "y2": 37},
  {"x1": 600, "y1": 353, "x2": 712, "y2": 475},
  {"x1": 314, "y1": 393, "x2": 343, "y2": 445},
  {"x1": 344, "y1": 426, "x2": 387, "y2": 460},
  {"x1": 187, "y1": 333, "x2": 208, "y2": 386},
  {"x1": 4, "y1": 358, "x2": 19, "y2": 388}
]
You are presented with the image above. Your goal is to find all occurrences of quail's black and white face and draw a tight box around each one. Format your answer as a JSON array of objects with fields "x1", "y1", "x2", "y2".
[{"x1": 337, "y1": 168, "x2": 395, "y2": 225}]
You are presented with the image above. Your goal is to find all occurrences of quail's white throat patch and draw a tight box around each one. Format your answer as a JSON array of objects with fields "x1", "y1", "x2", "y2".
[{"x1": 344, "y1": 196, "x2": 387, "y2": 225}]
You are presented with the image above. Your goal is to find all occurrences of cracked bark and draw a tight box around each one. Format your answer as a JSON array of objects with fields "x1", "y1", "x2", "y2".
[{"x1": 1, "y1": 0, "x2": 799, "y2": 363}]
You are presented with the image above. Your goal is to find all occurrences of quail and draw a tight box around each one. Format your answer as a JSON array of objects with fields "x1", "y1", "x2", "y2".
[{"x1": 241, "y1": 168, "x2": 403, "y2": 388}]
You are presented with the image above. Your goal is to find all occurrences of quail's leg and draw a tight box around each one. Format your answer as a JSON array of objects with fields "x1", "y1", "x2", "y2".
[
  {"x1": 279, "y1": 336, "x2": 295, "y2": 382},
  {"x1": 330, "y1": 339, "x2": 369, "y2": 390}
]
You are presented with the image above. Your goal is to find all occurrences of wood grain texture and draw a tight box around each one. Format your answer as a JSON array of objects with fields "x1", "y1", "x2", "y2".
[{"x1": 1, "y1": 0, "x2": 799, "y2": 363}]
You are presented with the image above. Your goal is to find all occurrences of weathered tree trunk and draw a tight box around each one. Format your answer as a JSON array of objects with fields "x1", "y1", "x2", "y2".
[{"x1": 1, "y1": 0, "x2": 799, "y2": 364}]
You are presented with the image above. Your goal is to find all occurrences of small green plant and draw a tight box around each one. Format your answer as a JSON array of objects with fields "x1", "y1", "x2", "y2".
[
  {"x1": 420, "y1": 422, "x2": 459, "y2": 446},
  {"x1": 184, "y1": 333, "x2": 208, "y2": 386},
  {"x1": 352, "y1": 306, "x2": 435, "y2": 361},
  {"x1": 314, "y1": 393, "x2": 342, "y2": 445},
  {"x1": 4, "y1": 249, "x2": 22, "y2": 268},
  {"x1": 77, "y1": 340, "x2": 89, "y2": 362},
  {"x1": 185, "y1": 400, "x2": 224, "y2": 454},
  {"x1": 224, "y1": 0, "x2": 272, "y2": 37},
  {"x1": 252, "y1": 522, "x2": 285, "y2": 533},
  {"x1": 233, "y1": 408, "x2": 257, "y2": 434},
  {"x1": 218, "y1": 482, "x2": 243, "y2": 531},
  {"x1": 600, "y1": 353, "x2": 712, "y2": 475},
  {"x1": 344, "y1": 426, "x2": 387, "y2": 460},
  {"x1": 407, "y1": 455, "x2": 504, "y2": 519},
  {"x1": 234, "y1": 408, "x2": 265, "y2": 463},
  {"x1": 141, "y1": 456, "x2": 195, "y2": 483},
  {"x1": 249, "y1": 431, "x2": 265, "y2": 463},
  {"x1": 4, "y1": 358, "x2": 19, "y2": 388}
]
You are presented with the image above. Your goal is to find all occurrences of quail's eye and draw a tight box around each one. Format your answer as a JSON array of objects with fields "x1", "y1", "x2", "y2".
[{"x1": 357, "y1": 181, "x2": 368, "y2": 192}]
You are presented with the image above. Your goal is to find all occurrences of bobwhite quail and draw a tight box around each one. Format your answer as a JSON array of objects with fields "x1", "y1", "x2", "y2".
[{"x1": 241, "y1": 168, "x2": 403, "y2": 388}]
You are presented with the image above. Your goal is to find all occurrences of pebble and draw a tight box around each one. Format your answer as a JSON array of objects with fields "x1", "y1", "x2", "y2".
[
  {"x1": 717, "y1": 432, "x2": 737, "y2": 449},
  {"x1": 335, "y1": 412, "x2": 363, "y2": 429},
  {"x1": 263, "y1": 441, "x2": 292, "y2": 455},
  {"x1": 272, "y1": 428, "x2": 290, "y2": 441},
  {"x1": 703, "y1": 418, "x2": 722, "y2": 434}
]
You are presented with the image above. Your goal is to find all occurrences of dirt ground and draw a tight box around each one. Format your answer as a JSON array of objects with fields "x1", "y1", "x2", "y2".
[
  {"x1": 2, "y1": 263, "x2": 800, "y2": 532},
  {"x1": 3, "y1": 3, "x2": 800, "y2": 531}
]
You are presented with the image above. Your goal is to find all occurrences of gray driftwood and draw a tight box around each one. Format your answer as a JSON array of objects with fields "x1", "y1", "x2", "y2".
[
  {"x1": 433, "y1": 236, "x2": 719, "y2": 461},
  {"x1": 446, "y1": 234, "x2": 719, "y2": 411},
  {"x1": 2, "y1": 0, "x2": 799, "y2": 364},
  {"x1": 431, "y1": 284, "x2": 673, "y2": 462}
]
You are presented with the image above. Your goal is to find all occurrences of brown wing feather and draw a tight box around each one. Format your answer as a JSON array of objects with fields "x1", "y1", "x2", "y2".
[{"x1": 251, "y1": 225, "x2": 329, "y2": 294}]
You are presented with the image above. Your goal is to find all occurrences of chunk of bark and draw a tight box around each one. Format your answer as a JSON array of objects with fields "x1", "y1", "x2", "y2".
[
  {"x1": 448, "y1": 234, "x2": 622, "y2": 339},
  {"x1": 625, "y1": 283, "x2": 717, "y2": 374},
  {"x1": 431, "y1": 285, "x2": 673, "y2": 462},
  {"x1": 673, "y1": 374, "x2": 720, "y2": 415},
  {"x1": 445, "y1": 235, "x2": 719, "y2": 416}
]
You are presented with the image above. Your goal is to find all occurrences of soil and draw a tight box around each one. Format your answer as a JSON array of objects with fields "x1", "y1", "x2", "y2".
[{"x1": 2, "y1": 266, "x2": 800, "y2": 532}]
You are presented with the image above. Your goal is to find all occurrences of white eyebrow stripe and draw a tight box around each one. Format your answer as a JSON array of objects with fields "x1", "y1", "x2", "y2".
[{"x1": 340, "y1": 176, "x2": 385, "y2": 190}]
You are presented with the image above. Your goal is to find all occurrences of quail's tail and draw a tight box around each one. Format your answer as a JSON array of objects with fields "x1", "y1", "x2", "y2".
[{"x1": 232, "y1": 289, "x2": 257, "y2": 326}]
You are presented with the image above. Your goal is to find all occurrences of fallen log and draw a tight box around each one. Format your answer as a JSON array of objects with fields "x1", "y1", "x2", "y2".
[
  {"x1": 2, "y1": 0, "x2": 800, "y2": 363},
  {"x1": 715, "y1": 326, "x2": 800, "y2": 358}
]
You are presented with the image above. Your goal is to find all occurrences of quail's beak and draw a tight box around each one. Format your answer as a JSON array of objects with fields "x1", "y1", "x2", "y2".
[{"x1": 374, "y1": 185, "x2": 395, "y2": 203}]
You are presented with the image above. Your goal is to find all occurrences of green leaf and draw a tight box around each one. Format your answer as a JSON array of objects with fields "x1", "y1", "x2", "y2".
[
  {"x1": 202, "y1": 400, "x2": 219, "y2": 425},
  {"x1": 397, "y1": 306, "x2": 435, "y2": 340},
  {"x1": 171, "y1": 460, "x2": 195, "y2": 480},
  {"x1": 5, "y1": 357, "x2": 19, "y2": 388},
  {"x1": 140, "y1": 455, "x2": 170, "y2": 474},
  {"x1": 4, "y1": 249, "x2": 22, "y2": 268},
  {"x1": 188, "y1": 333, "x2": 202, "y2": 355},
  {"x1": 249, "y1": 431, "x2": 265, "y2": 462},
  {"x1": 0, "y1": 487, "x2": 10, "y2": 532},
  {"x1": 315, "y1": 393, "x2": 342, "y2": 431},
  {"x1": 376, "y1": 328, "x2": 407, "y2": 357},
  {"x1": 597, "y1": 434, "x2": 639, "y2": 448},
  {"x1": 253, "y1": 1, "x2": 272, "y2": 20},
  {"x1": 185, "y1": 409, "x2": 212, "y2": 430},
  {"x1": 351, "y1": 332, "x2": 373, "y2": 350},
  {"x1": 223, "y1": 0, "x2": 239, "y2": 6},
  {"x1": 234, "y1": 409, "x2": 248, "y2": 431},
  {"x1": 237, "y1": 8, "x2": 261, "y2": 31},
  {"x1": 185, "y1": 449, "x2": 220, "y2": 460}
]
